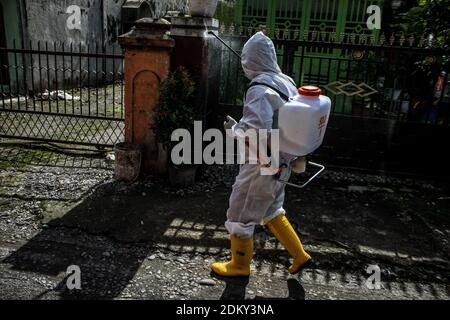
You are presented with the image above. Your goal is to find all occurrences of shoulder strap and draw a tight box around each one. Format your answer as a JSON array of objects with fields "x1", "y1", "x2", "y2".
[
  {"x1": 286, "y1": 77, "x2": 297, "y2": 88},
  {"x1": 246, "y1": 82, "x2": 290, "y2": 102},
  {"x1": 245, "y1": 81, "x2": 292, "y2": 131}
]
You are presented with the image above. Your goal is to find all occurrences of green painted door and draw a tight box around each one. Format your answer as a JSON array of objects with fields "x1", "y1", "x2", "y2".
[
  {"x1": 0, "y1": 2, "x2": 9, "y2": 84},
  {"x1": 0, "y1": 0, "x2": 23, "y2": 93}
]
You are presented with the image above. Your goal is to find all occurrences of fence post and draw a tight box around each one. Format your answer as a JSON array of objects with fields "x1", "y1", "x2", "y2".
[{"x1": 119, "y1": 18, "x2": 175, "y2": 176}]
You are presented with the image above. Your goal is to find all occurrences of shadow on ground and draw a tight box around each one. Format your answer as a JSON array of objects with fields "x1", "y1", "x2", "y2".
[
  {"x1": 2, "y1": 167, "x2": 450, "y2": 299},
  {"x1": 3, "y1": 180, "x2": 231, "y2": 299},
  {"x1": 215, "y1": 276, "x2": 305, "y2": 300}
]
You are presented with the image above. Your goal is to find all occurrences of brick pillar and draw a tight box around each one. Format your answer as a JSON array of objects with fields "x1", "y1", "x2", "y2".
[{"x1": 119, "y1": 18, "x2": 175, "y2": 175}]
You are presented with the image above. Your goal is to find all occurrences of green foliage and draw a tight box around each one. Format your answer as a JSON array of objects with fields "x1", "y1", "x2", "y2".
[
  {"x1": 387, "y1": 0, "x2": 450, "y2": 70},
  {"x1": 395, "y1": 0, "x2": 450, "y2": 44},
  {"x1": 152, "y1": 67, "x2": 196, "y2": 149}
]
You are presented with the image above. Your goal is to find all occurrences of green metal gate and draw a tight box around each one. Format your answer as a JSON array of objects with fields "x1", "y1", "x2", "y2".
[
  {"x1": 234, "y1": 0, "x2": 383, "y2": 85},
  {"x1": 235, "y1": 0, "x2": 383, "y2": 35}
]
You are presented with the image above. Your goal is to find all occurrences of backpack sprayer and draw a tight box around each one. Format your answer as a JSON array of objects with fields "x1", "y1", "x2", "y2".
[{"x1": 209, "y1": 31, "x2": 331, "y2": 189}]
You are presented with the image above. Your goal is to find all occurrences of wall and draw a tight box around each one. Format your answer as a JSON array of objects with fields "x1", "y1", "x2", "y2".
[
  {"x1": 21, "y1": 0, "x2": 189, "y2": 47},
  {"x1": 20, "y1": 0, "x2": 125, "y2": 92},
  {"x1": 22, "y1": 0, "x2": 121, "y2": 49}
]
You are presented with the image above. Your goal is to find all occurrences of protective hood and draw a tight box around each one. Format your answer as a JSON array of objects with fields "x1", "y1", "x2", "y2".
[{"x1": 241, "y1": 32, "x2": 282, "y2": 79}]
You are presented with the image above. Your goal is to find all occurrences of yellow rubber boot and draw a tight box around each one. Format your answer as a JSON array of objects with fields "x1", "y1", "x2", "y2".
[
  {"x1": 211, "y1": 235, "x2": 253, "y2": 277},
  {"x1": 267, "y1": 214, "x2": 312, "y2": 274}
]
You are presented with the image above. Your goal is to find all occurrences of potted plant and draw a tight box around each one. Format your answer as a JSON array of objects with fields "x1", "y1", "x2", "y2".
[
  {"x1": 152, "y1": 67, "x2": 198, "y2": 187},
  {"x1": 189, "y1": 0, "x2": 219, "y2": 18}
]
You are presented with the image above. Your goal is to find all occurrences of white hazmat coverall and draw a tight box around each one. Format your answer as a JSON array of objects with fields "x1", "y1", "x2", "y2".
[{"x1": 225, "y1": 32, "x2": 298, "y2": 239}]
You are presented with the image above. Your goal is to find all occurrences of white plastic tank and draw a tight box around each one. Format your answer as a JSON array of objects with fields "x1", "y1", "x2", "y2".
[{"x1": 279, "y1": 86, "x2": 331, "y2": 156}]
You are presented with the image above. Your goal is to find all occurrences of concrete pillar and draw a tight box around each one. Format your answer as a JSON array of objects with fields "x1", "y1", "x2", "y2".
[
  {"x1": 170, "y1": 17, "x2": 222, "y2": 129},
  {"x1": 119, "y1": 18, "x2": 175, "y2": 175}
]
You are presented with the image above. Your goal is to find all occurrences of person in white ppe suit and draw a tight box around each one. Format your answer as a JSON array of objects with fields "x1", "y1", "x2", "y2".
[{"x1": 211, "y1": 32, "x2": 312, "y2": 277}]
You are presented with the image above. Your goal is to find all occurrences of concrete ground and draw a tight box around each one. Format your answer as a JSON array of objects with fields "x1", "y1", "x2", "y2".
[{"x1": 0, "y1": 141, "x2": 449, "y2": 300}]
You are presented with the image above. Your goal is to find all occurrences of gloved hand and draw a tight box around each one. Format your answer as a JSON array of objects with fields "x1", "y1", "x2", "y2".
[
  {"x1": 224, "y1": 116, "x2": 238, "y2": 131},
  {"x1": 291, "y1": 157, "x2": 307, "y2": 174}
]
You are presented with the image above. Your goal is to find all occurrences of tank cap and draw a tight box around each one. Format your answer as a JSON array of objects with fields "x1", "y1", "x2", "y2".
[{"x1": 299, "y1": 86, "x2": 322, "y2": 96}]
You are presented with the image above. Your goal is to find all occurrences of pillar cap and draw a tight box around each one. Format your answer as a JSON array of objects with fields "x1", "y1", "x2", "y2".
[
  {"x1": 135, "y1": 18, "x2": 171, "y2": 31},
  {"x1": 171, "y1": 17, "x2": 219, "y2": 29},
  {"x1": 119, "y1": 18, "x2": 175, "y2": 49},
  {"x1": 170, "y1": 17, "x2": 219, "y2": 38}
]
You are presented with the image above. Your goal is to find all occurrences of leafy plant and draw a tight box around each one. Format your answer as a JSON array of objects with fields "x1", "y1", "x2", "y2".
[
  {"x1": 152, "y1": 67, "x2": 196, "y2": 150},
  {"x1": 385, "y1": 0, "x2": 449, "y2": 74},
  {"x1": 390, "y1": 0, "x2": 450, "y2": 45}
]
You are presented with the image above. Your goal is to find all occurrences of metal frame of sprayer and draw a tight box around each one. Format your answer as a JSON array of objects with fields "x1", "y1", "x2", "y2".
[{"x1": 208, "y1": 31, "x2": 326, "y2": 189}]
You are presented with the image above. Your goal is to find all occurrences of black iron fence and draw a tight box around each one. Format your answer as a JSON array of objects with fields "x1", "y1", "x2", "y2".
[
  {"x1": 218, "y1": 27, "x2": 450, "y2": 126},
  {"x1": 0, "y1": 41, "x2": 125, "y2": 147}
]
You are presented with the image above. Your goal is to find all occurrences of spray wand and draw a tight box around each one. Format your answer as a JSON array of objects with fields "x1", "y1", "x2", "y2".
[{"x1": 207, "y1": 31, "x2": 242, "y2": 59}]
